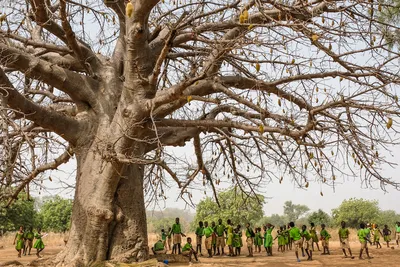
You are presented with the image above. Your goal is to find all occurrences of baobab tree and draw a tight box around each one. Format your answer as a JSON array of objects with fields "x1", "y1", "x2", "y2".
[{"x1": 1, "y1": 0, "x2": 400, "y2": 265}]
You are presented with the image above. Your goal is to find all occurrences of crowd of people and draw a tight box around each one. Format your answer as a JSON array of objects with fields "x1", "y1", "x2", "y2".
[
  {"x1": 152, "y1": 218, "x2": 400, "y2": 263},
  {"x1": 12, "y1": 226, "x2": 45, "y2": 258}
]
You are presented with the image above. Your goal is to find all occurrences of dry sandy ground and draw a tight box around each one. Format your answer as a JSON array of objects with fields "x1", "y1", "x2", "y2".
[{"x1": 0, "y1": 241, "x2": 400, "y2": 266}]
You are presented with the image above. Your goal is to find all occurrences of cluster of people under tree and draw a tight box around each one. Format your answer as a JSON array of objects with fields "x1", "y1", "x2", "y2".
[
  {"x1": 152, "y1": 218, "x2": 400, "y2": 263},
  {"x1": 12, "y1": 226, "x2": 45, "y2": 258}
]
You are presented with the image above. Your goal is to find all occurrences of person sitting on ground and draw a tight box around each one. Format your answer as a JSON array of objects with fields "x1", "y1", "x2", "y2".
[
  {"x1": 182, "y1": 237, "x2": 198, "y2": 262},
  {"x1": 152, "y1": 240, "x2": 167, "y2": 255}
]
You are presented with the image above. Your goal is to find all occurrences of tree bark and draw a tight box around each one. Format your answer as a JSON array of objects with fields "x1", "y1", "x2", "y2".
[{"x1": 55, "y1": 140, "x2": 148, "y2": 267}]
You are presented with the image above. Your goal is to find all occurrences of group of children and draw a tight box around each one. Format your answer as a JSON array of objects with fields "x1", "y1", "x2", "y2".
[
  {"x1": 13, "y1": 226, "x2": 45, "y2": 258},
  {"x1": 152, "y1": 218, "x2": 400, "y2": 263}
]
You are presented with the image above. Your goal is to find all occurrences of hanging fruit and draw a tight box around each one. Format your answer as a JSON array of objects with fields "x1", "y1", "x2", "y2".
[{"x1": 126, "y1": 2, "x2": 134, "y2": 17}]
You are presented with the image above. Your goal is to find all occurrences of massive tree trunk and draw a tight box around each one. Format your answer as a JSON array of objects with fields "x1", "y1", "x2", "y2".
[{"x1": 55, "y1": 143, "x2": 148, "y2": 267}]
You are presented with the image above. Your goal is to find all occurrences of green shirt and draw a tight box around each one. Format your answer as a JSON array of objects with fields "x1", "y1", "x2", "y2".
[
  {"x1": 289, "y1": 227, "x2": 301, "y2": 241},
  {"x1": 246, "y1": 228, "x2": 254, "y2": 238},
  {"x1": 320, "y1": 229, "x2": 331, "y2": 240},
  {"x1": 301, "y1": 230, "x2": 311, "y2": 241},
  {"x1": 172, "y1": 223, "x2": 181, "y2": 234},
  {"x1": 396, "y1": 225, "x2": 400, "y2": 233},
  {"x1": 358, "y1": 229, "x2": 367, "y2": 242},
  {"x1": 203, "y1": 226, "x2": 214, "y2": 238},
  {"x1": 182, "y1": 242, "x2": 192, "y2": 252},
  {"x1": 338, "y1": 228, "x2": 349, "y2": 239},
  {"x1": 216, "y1": 224, "x2": 225, "y2": 236},
  {"x1": 24, "y1": 232, "x2": 34, "y2": 240},
  {"x1": 154, "y1": 241, "x2": 164, "y2": 251},
  {"x1": 195, "y1": 226, "x2": 204, "y2": 236},
  {"x1": 161, "y1": 232, "x2": 166, "y2": 241}
]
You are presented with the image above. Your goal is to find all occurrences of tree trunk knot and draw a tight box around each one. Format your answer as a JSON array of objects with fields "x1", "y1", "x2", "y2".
[{"x1": 87, "y1": 206, "x2": 114, "y2": 220}]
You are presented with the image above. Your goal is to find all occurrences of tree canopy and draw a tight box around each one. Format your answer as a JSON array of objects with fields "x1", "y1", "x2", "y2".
[
  {"x1": 1, "y1": 0, "x2": 400, "y2": 264},
  {"x1": 283, "y1": 200, "x2": 310, "y2": 222},
  {"x1": 39, "y1": 196, "x2": 72, "y2": 232},
  {"x1": 308, "y1": 209, "x2": 332, "y2": 227},
  {"x1": 193, "y1": 187, "x2": 264, "y2": 227}
]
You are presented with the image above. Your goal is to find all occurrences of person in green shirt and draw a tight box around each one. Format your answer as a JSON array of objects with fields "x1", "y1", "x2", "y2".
[
  {"x1": 264, "y1": 223, "x2": 274, "y2": 256},
  {"x1": 338, "y1": 221, "x2": 354, "y2": 259},
  {"x1": 274, "y1": 226, "x2": 285, "y2": 253},
  {"x1": 215, "y1": 218, "x2": 226, "y2": 256},
  {"x1": 226, "y1": 219, "x2": 234, "y2": 256},
  {"x1": 13, "y1": 226, "x2": 24, "y2": 258},
  {"x1": 23, "y1": 226, "x2": 34, "y2": 256},
  {"x1": 383, "y1": 225, "x2": 392, "y2": 248},
  {"x1": 396, "y1": 222, "x2": 400, "y2": 247},
  {"x1": 301, "y1": 225, "x2": 313, "y2": 261},
  {"x1": 161, "y1": 229, "x2": 167, "y2": 247},
  {"x1": 245, "y1": 223, "x2": 255, "y2": 257},
  {"x1": 358, "y1": 223, "x2": 372, "y2": 260},
  {"x1": 152, "y1": 240, "x2": 167, "y2": 255},
  {"x1": 232, "y1": 228, "x2": 240, "y2": 256},
  {"x1": 237, "y1": 224, "x2": 243, "y2": 256},
  {"x1": 171, "y1": 217, "x2": 186, "y2": 254},
  {"x1": 373, "y1": 224, "x2": 383, "y2": 249},
  {"x1": 211, "y1": 221, "x2": 217, "y2": 255},
  {"x1": 289, "y1": 222, "x2": 302, "y2": 262},
  {"x1": 320, "y1": 224, "x2": 331, "y2": 255},
  {"x1": 203, "y1": 221, "x2": 214, "y2": 258},
  {"x1": 195, "y1": 221, "x2": 204, "y2": 256},
  {"x1": 33, "y1": 227, "x2": 45, "y2": 258},
  {"x1": 181, "y1": 237, "x2": 198, "y2": 262},
  {"x1": 254, "y1": 227, "x2": 262, "y2": 253},
  {"x1": 309, "y1": 222, "x2": 320, "y2": 252}
]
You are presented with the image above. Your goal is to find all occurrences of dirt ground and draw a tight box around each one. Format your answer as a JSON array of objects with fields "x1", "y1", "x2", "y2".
[{"x1": 0, "y1": 240, "x2": 399, "y2": 266}]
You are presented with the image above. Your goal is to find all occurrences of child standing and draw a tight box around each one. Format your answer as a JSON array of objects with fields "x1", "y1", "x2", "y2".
[
  {"x1": 245, "y1": 223, "x2": 255, "y2": 257},
  {"x1": 283, "y1": 225, "x2": 289, "y2": 251},
  {"x1": 301, "y1": 225, "x2": 313, "y2": 261},
  {"x1": 211, "y1": 221, "x2": 217, "y2": 255},
  {"x1": 374, "y1": 224, "x2": 383, "y2": 249},
  {"x1": 254, "y1": 227, "x2": 262, "y2": 253},
  {"x1": 215, "y1": 219, "x2": 226, "y2": 256},
  {"x1": 181, "y1": 237, "x2": 198, "y2": 262},
  {"x1": 276, "y1": 226, "x2": 285, "y2": 253},
  {"x1": 203, "y1": 221, "x2": 214, "y2": 258},
  {"x1": 289, "y1": 222, "x2": 302, "y2": 262},
  {"x1": 232, "y1": 228, "x2": 240, "y2": 256},
  {"x1": 358, "y1": 223, "x2": 372, "y2": 260},
  {"x1": 195, "y1": 221, "x2": 204, "y2": 256},
  {"x1": 167, "y1": 227, "x2": 172, "y2": 251},
  {"x1": 13, "y1": 226, "x2": 24, "y2": 258},
  {"x1": 161, "y1": 229, "x2": 167, "y2": 248},
  {"x1": 320, "y1": 224, "x2": 331, "y2": 255},
  {"x1": 310, "y1": 222, "x2": 320, "y2": 251},
  {"x1": 24, "y1": 226, "x2": 34, "y2": 256},
  {"x1": 226, "y1": 219, "x2": 234, "y2": 256},
  {"x1": 396, "y1": 222, "x2": 400, "y2": 247},
  {"x1": 171, "y1": 217, "x2": 186, "y2": 254},
  {"x1": 338, "y1": 221, "x2": 354, "y2": 258},
  {"x1": 383, "y1": 225, "x2": 392, "y2": 248},
  {"x1": 264, "y1": 223, "x2": 274, "y2": 256},
  {"x1": 237, "y1": 225, "x2": 243, "y2": 256},
  {"x1": 33, "y1": 228, "x2": 45, "y2": 258}
]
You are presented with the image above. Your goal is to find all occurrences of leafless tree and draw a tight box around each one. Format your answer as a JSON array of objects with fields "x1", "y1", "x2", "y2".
[{"x1": 1, "y1": 0, "x2": 400, "y2": 265}]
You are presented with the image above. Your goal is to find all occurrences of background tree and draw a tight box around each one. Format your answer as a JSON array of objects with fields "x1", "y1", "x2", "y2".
[
  {"x1": 283, "y1": 201, "x2": 310, "y2": 222},
  {"x1": 308, "y1": 209, "x2": 332, "y2": 227},
  {"x1": 0, "y1": 192, "x2": 38, "y2": 233},
  {"x1": 193, "y1": 187, "x2": 264, "y2": 228},
  {"x1": 39, "y1": 196, "x2": 73, "y2": 233},
  {"x1": 1, "y1": 0, "x2": 400, "y2": 265},
  {"x1": 332, "y1": 198, "x2": 381, "y2": 228},
  {"x1": 257, "y1": 214, "x2": 287, "y2": 228}
]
